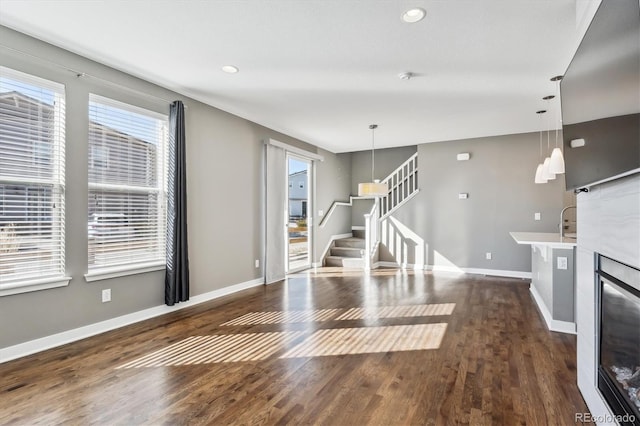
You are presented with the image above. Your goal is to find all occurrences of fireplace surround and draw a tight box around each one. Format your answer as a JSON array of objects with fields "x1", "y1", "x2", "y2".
[{"x1": 597, "y1": 255, "x2": 640, "y2": 425}]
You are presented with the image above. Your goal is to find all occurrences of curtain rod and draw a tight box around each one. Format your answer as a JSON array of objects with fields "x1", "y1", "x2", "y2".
[{"x1": 0, "y1": 43, "x2": 184, "y2": 108}]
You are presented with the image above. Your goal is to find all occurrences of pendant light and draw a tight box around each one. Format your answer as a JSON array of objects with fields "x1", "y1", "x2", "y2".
[
  {"x1": 534, "y1": 110, "x2": 548, "y2": 184},
  {"x1": 358, "y1": 124, "x2": 388, "y2": 197},
  {"x1": 542, "y1": 95, "x2": 556, "y2": 181},
  {"x1": 549, "y1": 75, "x2": 565, "y2": 174}
]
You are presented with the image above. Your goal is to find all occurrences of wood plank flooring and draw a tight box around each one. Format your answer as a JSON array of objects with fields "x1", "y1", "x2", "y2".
[{"x1": 0, "y1": 269, "x2": 589, "y2": 425}]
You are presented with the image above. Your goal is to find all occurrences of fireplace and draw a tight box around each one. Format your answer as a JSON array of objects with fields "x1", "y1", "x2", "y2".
[{"x1": 597, "y1": 254, "x2": 640, "y2": 425}]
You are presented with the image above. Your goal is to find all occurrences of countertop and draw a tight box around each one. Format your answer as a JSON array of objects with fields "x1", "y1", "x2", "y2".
[{"x1": 510, "y1": 232, "x2": 577, "y2": 248}]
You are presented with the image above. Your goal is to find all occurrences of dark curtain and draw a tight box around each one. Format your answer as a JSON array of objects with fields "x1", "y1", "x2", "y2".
[{"x1": 165, "y1": 100, "x2": 190, "y2": 305}]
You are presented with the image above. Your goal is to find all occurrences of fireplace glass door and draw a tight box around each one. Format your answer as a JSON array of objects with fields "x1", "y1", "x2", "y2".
[{"x1": 598, "y1": 255, "x2": 640, "y2": 423}]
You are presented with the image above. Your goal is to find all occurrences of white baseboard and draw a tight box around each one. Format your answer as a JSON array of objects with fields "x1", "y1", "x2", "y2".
[
  {"x1": 453, "y1": 267, "x2": 531, "y2": 279},
  {"x1": 0, "y1": 277, "x2": 264, "y2": 364},
  {"x1": 376, "y1": 261, "x2": 423, "y2": 270},
  {"x1": 375, "y1": 261, "x2": 532, "y2": 279},
  {"x1": 529, "y1": 285, "x2": 576, "y2": 334}
]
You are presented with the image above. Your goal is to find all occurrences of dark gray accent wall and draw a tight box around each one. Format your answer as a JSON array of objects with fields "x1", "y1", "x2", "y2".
[
  {"x1": 0, "y1": 26, "x2": 350, "y2": 349},
  {"x1": 387, "y1": 133, "x2": 566, "y2": 272},
  {"x1": 563, "y1": 114, "x2": 640, "y2": 190},
  {"x1": 350, "y1": 146, "x2": 417, "y2": 226}
]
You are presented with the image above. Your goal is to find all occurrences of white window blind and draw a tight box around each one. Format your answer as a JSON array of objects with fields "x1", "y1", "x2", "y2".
[
  {"x1": 88, "y1": 95, "x2": 168, "y2": 273},
  {"x1": 0, "y1": 66, "x2": 66, "y2": 286}
]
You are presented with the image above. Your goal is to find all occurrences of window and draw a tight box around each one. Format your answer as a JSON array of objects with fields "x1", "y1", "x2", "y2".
[
  {"x1": 87, "y1": 95, "x2": 168, "y2": 275},
  {"x1": 89, "y1": 145, "x2": 109, "y2": 169},
  {"x1": 0, "y1": 66, "x2": 67, "y2": 292}
]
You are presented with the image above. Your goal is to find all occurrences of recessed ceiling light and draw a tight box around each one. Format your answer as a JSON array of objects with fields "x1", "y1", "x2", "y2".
[
  {"x1": 222, "y1": 65, "x2": 239, "y2": 73},
  {"x1": 402, "y1": 8, "x2": 426, "y2": 23}
]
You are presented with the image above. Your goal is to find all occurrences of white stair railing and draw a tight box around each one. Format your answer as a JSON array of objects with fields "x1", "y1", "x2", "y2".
[
  {"x1": 380, "y1": 152, "x2": 418, "y2": 218},
  {"x1": 363, "y1": 152, "x2": 419, "y2": 269},
  {"x1": 318, "y1": 195, "x2": 370, "y2": 228},
  {"x1": 363, "y1": 199, "x2": 380, "y2": 270}
]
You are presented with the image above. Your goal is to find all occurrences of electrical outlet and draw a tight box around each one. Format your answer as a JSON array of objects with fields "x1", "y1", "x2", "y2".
[
  {"x1": 534, "y1": 212, "x2": 541, "y2": 221},
  {"x1": 102, "y1": 289, "x2": 111, "y2": 303},
  {"x1": 557, "y1": 257, "x2": 568, "y2": 270},
  {"x1": 255, "y1": 259, "x2": 260, "y2": 268},
  {"x1": 485, "y1": 252, "x2": 492, "y2": 260}
]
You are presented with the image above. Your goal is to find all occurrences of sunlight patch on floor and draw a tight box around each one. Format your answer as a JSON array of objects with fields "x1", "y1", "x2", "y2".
[
  {"x1": 335, "y1": 303, "x2": 455, "y2": 320},
  {"x1": 116, "y1": 332, "x2": 304, "y2": 368},
  {"x1": 280, "y1": 324, "x2": 447, "y2": 358},
  {"x1": 220, "y1": 309, "x2": 342, "y2": 326}
]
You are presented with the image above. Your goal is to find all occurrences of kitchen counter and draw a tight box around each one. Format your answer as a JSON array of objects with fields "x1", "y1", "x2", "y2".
[
  {"x1": 510, "y1": 231, "x2": 577, "y2": 334},
  {"x1": 510, "y1": 232, "x2": 577, "y2": 248}
]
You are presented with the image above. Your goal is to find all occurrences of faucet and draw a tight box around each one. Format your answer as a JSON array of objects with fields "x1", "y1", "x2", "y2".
[{"x1": 560, "y1": 205, "x2": 577, "y2": 238}]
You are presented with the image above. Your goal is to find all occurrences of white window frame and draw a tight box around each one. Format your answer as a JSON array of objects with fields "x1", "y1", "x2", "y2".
[
  {"x1": 0, "y1": 66, "x2": 70, "y2": 296},
  {"x1": 85, "y1": 94, "x2": 168, "y2": 282}
]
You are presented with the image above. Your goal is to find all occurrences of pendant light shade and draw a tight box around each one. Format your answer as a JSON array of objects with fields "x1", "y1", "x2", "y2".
[
  {"x1": 534, "y1": 163, "x2": 548, "y2": 184},
  {"x1": 358, "y1": 124, "x2": 389, "y2": 197},
  {"x1": 542, "y1": 157, "x2": 556, "y2": 180},
  {"x1": 358, "y1": 180, "x2": 388, "y2": 197},
  {"x1": 549, "y1": 147, "x2": 565, "y2": 174}
]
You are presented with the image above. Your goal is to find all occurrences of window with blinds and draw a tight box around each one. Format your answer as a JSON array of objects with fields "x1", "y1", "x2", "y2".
[
  {"x1": 0, "y1": 66, "x2": 66, "y2": 287},
  {"x1": 88, "y1": 95, "x2": 168, "y2": 273}
]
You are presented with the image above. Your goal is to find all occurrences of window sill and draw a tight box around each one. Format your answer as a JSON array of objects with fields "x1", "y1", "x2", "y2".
[
  {"x1": 85, "y1": 262, "x2": 166, "y2": 283},
  {"x1": 0, "y1": 276, "x2": 71, "y2": 297}
]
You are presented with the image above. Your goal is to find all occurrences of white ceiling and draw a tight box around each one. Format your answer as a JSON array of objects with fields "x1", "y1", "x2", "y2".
[{"x1": 0, "y1": 0, "x2": 600, "y2": 153}]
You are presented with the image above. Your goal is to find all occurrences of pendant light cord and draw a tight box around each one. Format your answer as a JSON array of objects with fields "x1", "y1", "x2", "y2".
[
  {"x1": 536, "y1": 110, "x2": 546, "y2": 160},
  {"x1": 546, "y1": 100, "x2": 551, "y2": 153},
  {"x1": 555, "y1": 80, "x2": 560, "y2": 150},
  {"x1": 370, "y1": 124, "x2": 378, "y2": 181},
  {"x1": 371, "y1": 128, "x2": 375, "y2": 181},
  {"x1": 539, "y1": 114, "x2": 543, "y2": 160}
]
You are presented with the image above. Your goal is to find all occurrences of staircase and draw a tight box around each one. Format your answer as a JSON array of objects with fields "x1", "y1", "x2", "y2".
[
  {"x1": 324, "y1": 230, "x2": 365, "y2": 267},
  {"x1": 321, "y1": 152, "x2": 419, "y2": 269}
]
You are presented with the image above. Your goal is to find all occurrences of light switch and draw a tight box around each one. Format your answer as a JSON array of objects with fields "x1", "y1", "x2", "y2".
[{"x1": 557, "y1": 257, "x2": 568, "y2": 270}]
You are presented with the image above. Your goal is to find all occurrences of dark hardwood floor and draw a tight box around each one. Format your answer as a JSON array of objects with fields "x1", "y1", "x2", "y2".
[{"x1": 0, "y1": 269, "x2": 589, "y2": 425}]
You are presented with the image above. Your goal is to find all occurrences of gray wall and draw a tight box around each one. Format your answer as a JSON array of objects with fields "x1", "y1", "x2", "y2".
[
  {"x1": 350, "y1": 146, "x2": 417, "y2": 226},
  {"x1": 313, "y1": 151, "x2": 352, "y2": 262},
  {"x1": 530, "y1": 246, "x2": 575, "y2": 322},
  {"x1": 552, "y1": 248, "x2": 575, "y2": 322},
  {"x1": 0, "y1": 26, "x2": 349, "y2": 349},
  {"x1": 383, "y1": 133, "x2": 566, "y2": 272}
]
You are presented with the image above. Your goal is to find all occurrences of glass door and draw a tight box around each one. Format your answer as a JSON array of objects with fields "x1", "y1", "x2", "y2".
[{"x1": 286, "y1": 155, "x2": 312, "y2": 272}]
